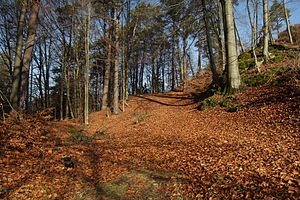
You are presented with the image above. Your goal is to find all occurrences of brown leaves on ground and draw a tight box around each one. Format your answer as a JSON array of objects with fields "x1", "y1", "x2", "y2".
[{"x1": 1, "y1": 72, "x2": 299, "y2": 199}]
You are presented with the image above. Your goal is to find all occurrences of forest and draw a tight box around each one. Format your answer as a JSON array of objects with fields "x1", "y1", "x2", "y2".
[{"x1": 0, "y1": 0, "x2": 299, "y2": 199}]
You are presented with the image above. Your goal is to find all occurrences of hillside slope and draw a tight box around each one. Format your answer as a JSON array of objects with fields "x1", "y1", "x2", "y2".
[{"x1": 1, "y1": 59, "x2": 299, "y2": 199}]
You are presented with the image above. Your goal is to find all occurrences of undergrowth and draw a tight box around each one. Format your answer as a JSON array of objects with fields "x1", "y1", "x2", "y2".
[
  {"x1": 200, "y1": 96, "x2": 241, "y2": 112},
  {"x1": 238, "y1": 44, "x2": 299, "y2": 73},
  {"x1": 135, "y1": 111, "x2": 151, "y2": 124}
]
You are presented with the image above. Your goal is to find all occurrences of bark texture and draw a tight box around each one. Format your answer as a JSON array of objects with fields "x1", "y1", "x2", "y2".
[
  {"x1": 222, "y1": 0, "x2": 241, "y2": 92},
  {"x1": 19, "y1": 0, "x2": 40, "y2": 108},
  {"x1": 10, "y1": 0, "x2": 27, "y2": 109}
]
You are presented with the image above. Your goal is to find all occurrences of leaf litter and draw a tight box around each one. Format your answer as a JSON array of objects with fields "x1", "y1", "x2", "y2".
[{"x1": 0, "y1": 70, "x2": 299, "y2": 199}]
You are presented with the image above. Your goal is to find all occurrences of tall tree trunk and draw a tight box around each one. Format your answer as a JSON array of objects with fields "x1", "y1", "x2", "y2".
[
  {"x1": 124, "y1": 0, "x2": 131, "y2": 100},
  {"x1": 182, "y1": 35, "x2": 187, "y2": 87},
  {"x1": 217, "y1": 0, "x2": 226, "y2": 70},
  {"x1": 162, "y1": 51, "x2": 165, "y2": 92},
  {"x1": 234, "y1": 18, "x2": 244, "y2": 53},
  {"x1": 202, "y1": 0, "x2": 218, "y2": 85},
  {"x1": 60, "y1": 78, "x2": 63, "y2": 120},
  {"x1": 254, "y1": 0, "x2": 258, "y2": 46},
  {"x1": 84, "y1": 0, "x2": 91, "y2": 124},
  {"x1": 139, "y1": 50, "x2": 145, "y2": 91},
  {"x1": 171, "y1": 37, "x2": 176, "y2": 89},
  {"x1": 187, "y1": 53, "x2": 194, "y2": 76},
  {"x1": 113, "y1": 3, "x2": 120, "y2": 114},
  {"x1": 269, "y1": 23, "x2": 275, "y2": 45},
  {"x1": 44, "y1": 36, "x2": 51, "y2": 108},
  {"x1": 10, "y1": 0, "x2": 27, "y2": 109},
  {"x1": 222, "y1": 0, "x2": 241, "y2": 93},
  {"x1": 283, "y1": 0, "x2": 293, "y2": 44},
  {"x1": 151, "y1": 56, "x2": 156, "y2": 93},
  {"x1": 27, "y1": 62, "x2": 33, "y2": 111},
  {"x1": 67, "y1": 27, "x2": 74, "y2": 119},
  {"x1": 102, "y1": 11, "x2": 112, "y2": 111},
  {"x1": 176, "y1": 39, "x2": 183, "y2": 86},
  {"x1": 197, "y1": 36, "x2": 202, "y2": 73},
  {"x1": 247, "y1": 0, "x2": 261, "y2": 72},
  {"x1": 263, "y1": 0, "x2": 270, "y2": 60},
  {"x1": 19, "y1": 0, "x2": 40, "y2": 109},
  {"x1": 73, "y1": 24, "x2": 80, "y2": 117},
  {"x1": 121, "y1": 17, "x2": 126, "y2": 112},
  {"x1": 37, "y1": 42, "x2": 44, "y2": 109}
]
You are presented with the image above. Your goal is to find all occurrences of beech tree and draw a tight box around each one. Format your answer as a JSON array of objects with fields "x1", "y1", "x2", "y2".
[
  {"x1": 10, "y1": 0, "x2": 27, "y2": 109},
  {"x1": 18, "y1": 0, "x2": 40, "y2": 109},
  {"x1": 2, "y1": 0, "x2": 297, "y2": 119},
  {"x1": 202, "y1": 0, "x2": 218, "y2": 85},
  {"x1": 263, "y1": 0, "x2": 270, "y2": 60},
  {"x1": 221, "y1": 0, "x2": 241, "y2": 93},
  {"x1": 113, "y1": 2, "x2": 121, "y2": 114},
  {"x1": 247, "y1": 0, "x2": 260, "y2": 72},
  {"x1": 283, "y1": 0, "x2": 293, "y2": 44},
  {"x1": 84, "y1": 0, "x2": 91, "y2": 124}
]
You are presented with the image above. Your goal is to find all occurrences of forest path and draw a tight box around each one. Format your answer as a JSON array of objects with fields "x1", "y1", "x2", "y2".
[
  {"x1": 2, "y1": 79, "x2": 299, "y2": 199},
  {"x1": 79, "y1": 83, "x2": 299, "y2": 199}
]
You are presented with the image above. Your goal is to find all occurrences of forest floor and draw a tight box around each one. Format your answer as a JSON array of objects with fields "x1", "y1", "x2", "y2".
[{"x1": 1, "y1": 59, "x2": 300, "y2": 199}]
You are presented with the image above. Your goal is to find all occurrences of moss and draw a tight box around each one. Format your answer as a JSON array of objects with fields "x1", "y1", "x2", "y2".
[
  {"x1": 271, "y1": 55, "x2": 285, "y2": 63},
  {"x1": 242, "y1": 72, "x2": 272, "y2": 87},
  {"x1": 238, "y1": 52, "x2": 252, "y2": 60},
  {"x1": 219, "y1": 96, "x2": 235, "y2": 107},
  {"x1": 239, "y1": 59, "x2": 255, "y2": 73},
  {"x1": 200, "y1": 96, "x2": 237, "y2": 111},
  {"x1": 200, "y1": 97, "x2": 218, "y2": 110},
  {"x1": 237, "y1": 51, "x2": 262, "y2": 73}
]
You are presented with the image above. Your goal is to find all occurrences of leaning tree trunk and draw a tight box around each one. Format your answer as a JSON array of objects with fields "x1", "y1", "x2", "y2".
[
  {"x1": 262, "y1": 0, "x2": 269, "y2": 61},
  {"x1": 234, "y1": 18, "x2": 244, "y2": 54},
  {"x1": 222, "y1": 0, "x2": 241, "y2": 93},
  {"x1": 10, "y1": 0, "x2": 27, "y2": 109},
  {"x1": 283, "y1": 0, "x2": 293, "y2": 44},
  {"x1": 19, "y1": 0, "x2": 40, "y2": 109}
]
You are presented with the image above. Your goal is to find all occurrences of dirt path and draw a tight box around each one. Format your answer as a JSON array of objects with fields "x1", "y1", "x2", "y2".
[
  {"x1": 81, "y1": 85, "x2": 299, "y2": 199},
  {"x1": 1, "y1": 84, "x2": 299, "y2": 199}
]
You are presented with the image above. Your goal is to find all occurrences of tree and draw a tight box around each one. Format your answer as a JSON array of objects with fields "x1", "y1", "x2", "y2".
[
  {"x1": 113, "y1": 2, "x2": 121, "y2": 115},
  {"x1": 19, "y1": 0, "x2": 40, "y2": 109},
  {"x1": 217, "y1": 0, "x2": 226, "y2": 70},
  {"x1": 247, "y1": 0, "x2": 260, "y2": 72},
  {"x1": 101, "y1": 7, "x2": 113, "y2": 111},
  {"x1": 221, "y1": 0, "x2": 240, "y2": 93},
  {"x1": 84, "y1": 0, "x2": 91, "y2": 125},
  {"x1": 269, "y1": 0, "x2": 291, "y2": 37},
  {"x1": 202, "y1": 0, "x2": 219, "y2": 85},
  {"x1": 283, "y1": 0, "x2": 293, "y2": 44},
  {"x1": 10, "y1": 0, "x2": 27, "y2": 109},
  {"x1": 269, "y1": 0, "x2": 284, "y2": 34},
  {"x1": 262, "y1": 0, "x2": 270, "y2": 60}
]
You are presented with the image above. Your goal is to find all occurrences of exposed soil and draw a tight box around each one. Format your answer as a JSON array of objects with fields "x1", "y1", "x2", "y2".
[{"x1": 0, "y1": 70, "x2": 299, "y2": 199}]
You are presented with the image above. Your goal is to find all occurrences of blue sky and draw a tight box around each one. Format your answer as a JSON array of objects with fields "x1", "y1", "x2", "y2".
[
  {"x1": 289, "y1": 0, "x2": 300, "y2": 25},
  {"x1": 236, "y1": 0, "x2": 300, "y2": 46}
]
